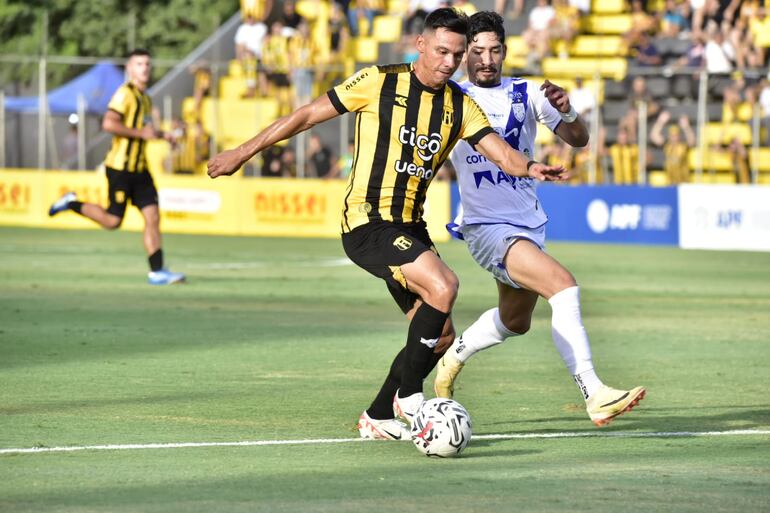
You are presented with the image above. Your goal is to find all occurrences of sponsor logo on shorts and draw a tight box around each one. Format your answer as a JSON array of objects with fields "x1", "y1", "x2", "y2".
[{"x1": 393, "y1": 235, "x2": 412, "y2": 251}]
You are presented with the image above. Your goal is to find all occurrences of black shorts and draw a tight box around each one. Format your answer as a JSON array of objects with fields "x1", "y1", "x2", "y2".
[
  {"x1": 342, "y1": 220, "x2": 438, "y2": 314},
  {"x1": 106, "y1": 167, "x2": 159, "y2": 218}
]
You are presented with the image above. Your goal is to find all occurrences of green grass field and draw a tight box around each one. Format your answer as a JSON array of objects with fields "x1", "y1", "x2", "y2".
[{"x1": 1, "y1": 226, "x2": 769, "y2": 512}]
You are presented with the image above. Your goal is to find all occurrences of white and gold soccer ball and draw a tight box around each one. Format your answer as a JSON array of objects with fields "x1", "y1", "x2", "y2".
[{"x1": 410, "y1": 398, "x2": 472, "y2": 457}]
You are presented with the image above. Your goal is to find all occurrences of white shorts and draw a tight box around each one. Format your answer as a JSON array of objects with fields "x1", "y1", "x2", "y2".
[{"x1": 462, "y1": 223, "x2": 546, "y2": 289}]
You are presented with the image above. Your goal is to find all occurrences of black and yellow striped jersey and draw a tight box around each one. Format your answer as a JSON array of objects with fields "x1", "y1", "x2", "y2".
[
  {"x1": 328, "y1": 63, "x2": 494, "y2": 233},
  {"x1": 103, "y1": 83, "x2": 152, "y2": 173}
]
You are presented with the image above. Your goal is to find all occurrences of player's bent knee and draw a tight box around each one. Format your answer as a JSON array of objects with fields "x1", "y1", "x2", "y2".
[{"x1": 104, "y1": 216, "x2": 123, "y2": 230}]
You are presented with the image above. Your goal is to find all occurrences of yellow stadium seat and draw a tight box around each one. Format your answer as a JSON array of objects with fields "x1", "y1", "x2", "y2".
[
  {"x1": 535, "y1": 128, "x2": 554, "y2": 145},
  {"x1": 582, "y1": 14, "x2": 634, "y2": 34},
  {"x1": 541, "y1": 57, "x2": 627, "y2": 80},
  {"x1": 569, "y1": 35, "x2": 627, "y2": 57},
  {"x1": 387, "y1": 0, "x2": 409, "y2": 13},
  {"x1": 228, "y1": 59, "x2": 244, "y2": 78},
  {"x1": 704, "y1": 122, "x2": 753, "y2": 145},
  {"x1": 200, "y1": 98, "x2": 280, "y2": 144},
  {"x1": 504, "y1": 36, "x2": 529, "y2": 69},
  {"x1": 591, "y1": 0, "x2": 626, "y2": 14},
  {"x1": 372, "y1": 15, "x2": 402, "y2": 43},
  {"x1": 146, "y1": 140, "x2": 171, "y2": 175},
  {"x1": 688, "y1": 148, "x2": 734, "y2": 172},
  {"x1": 749, "y1": 147, "x2": 770, "y2": 171},
  {"x1": 355, "y1": 37, "x2": 379, "y2": 62},
  {"x1": 218, "y1": 76, "x2": 248, "y2": 100},
  {"x1": 647, "y1": 170, "x2": 669, "y2": 186},
  {"x1": 295, "y1": 0, "x2": 319, "y2": 20}
]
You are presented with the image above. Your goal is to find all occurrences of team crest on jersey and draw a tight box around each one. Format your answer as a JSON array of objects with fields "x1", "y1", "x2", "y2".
[
  {"x1": 393, "y1": 236, "x2": 412, "y2": 251},
  {"x1": 511, "y1": 103, "x2": 526, "y2": 123},
  {"x1": 443, "y1": 107, "x2": 454, "y2": 125},
  {"x1": 115, "y1": 191, "x2": 126, "y2": 204}
]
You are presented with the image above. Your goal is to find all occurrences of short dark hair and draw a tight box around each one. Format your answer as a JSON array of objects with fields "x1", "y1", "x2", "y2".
[
  {"x1": 423, "y1": 7, "x2": 469, "y2": 36},
  {"x1": 127, "y1": 48, "x2": 151, "y2": 59},
  {"x1": 468, "y1": 11, "x2": 505, "y2": 44}
]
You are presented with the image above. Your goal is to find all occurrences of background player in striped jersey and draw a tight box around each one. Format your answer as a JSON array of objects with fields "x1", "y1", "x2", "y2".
[
  {"x1": 207, "y1": 8, "x2": 569, "y2": 440},
  {"x1": 48, "y1": 49, "x2": 185, "y2": 286},
  {"x1": 434, "y1": 11, "x2": 645, "y2": 426}
]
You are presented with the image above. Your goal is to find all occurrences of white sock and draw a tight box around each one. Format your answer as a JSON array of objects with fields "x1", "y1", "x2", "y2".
[
  {"x1": 548, "y1": 286, "x2": 603, "y2": 400},
  {"x1": 450, "y1": 308, "x2": 520, "y2": 363}
]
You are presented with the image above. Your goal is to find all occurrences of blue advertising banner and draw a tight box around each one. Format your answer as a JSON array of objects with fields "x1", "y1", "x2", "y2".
[
  {"x1": 537, "y1": 185, "x2": 679, "y2": 245},
  {"x1": 448, "y1": 183, "x2": 679, "y2": 246}
]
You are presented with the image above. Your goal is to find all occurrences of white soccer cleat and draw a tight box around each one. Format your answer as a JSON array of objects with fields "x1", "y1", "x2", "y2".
[
  {"x1": 357, "y1": 411, "x2": 410, "y2": 440},
  {"x1": 147, "y1": 269, "x2": 186, "y2": 285},
  {"x1": 393, "y1": 390, "x2": 425, "y2": 425},
  {"x1": 48, "y1": 191, "x2": 77, "y2": 217}
]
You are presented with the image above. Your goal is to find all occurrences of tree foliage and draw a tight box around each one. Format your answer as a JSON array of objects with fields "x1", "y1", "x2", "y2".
[{"x1": 0, "y1": 0, "x2": 238, "y2": 89}]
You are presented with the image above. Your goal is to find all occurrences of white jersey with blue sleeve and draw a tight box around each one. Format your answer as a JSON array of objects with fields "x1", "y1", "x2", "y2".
[{"x1": 448, "y1": 77, "x2": 562, "y2": 235}]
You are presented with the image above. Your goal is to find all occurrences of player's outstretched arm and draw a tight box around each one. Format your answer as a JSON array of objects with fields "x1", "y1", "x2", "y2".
[
  {"x1": 474, "y1": 132, "x2": 570, "y2": 182},
  {"x1": 207, "y1": 94, "x2": 341, "y2": 178},
  {"x1": 541, "y1": 79, "x2": 589, "y2": 148}
]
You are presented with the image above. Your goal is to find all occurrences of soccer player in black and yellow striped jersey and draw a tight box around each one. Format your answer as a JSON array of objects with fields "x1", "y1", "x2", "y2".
[
  {"x1": 48, "y1": 49, "x2": 185, "y2": 286},
  {"x1": 207, "y1": 8, "x2": 569, "y2": 440}
]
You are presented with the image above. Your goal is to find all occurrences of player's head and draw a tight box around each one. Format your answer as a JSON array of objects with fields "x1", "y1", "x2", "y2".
[
  {"x1": 415, "y1": 8, "x2": 469, "y2": 88},
  {"x1": 466, "y1": 11, "x2": 506, "y2": 87},
  {"x1": 126, "y1": 49, "x2": 152, "y2": 88}
]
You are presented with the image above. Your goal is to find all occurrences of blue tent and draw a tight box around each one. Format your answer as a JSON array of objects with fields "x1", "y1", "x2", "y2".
[{"x1": 4, "y1": 61, "x2": 124, "y2": 115}]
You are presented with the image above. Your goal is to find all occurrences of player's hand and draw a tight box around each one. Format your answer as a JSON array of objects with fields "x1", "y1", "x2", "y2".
[
  {"x1": 540, "y1": 79, "x2": 571, "y2": 113},
  {"x1": 207, "y1": 148, "x2": 246, "y2": 178},
  {"x1": 528, "y1": 162, "x2": 570, "y2": 182},
  {"x1": 140, "y1": 125, "x2": 160, "y2": 140}
]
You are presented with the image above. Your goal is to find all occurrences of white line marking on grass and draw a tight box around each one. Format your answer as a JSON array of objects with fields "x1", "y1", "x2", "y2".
[{"x1": 2, "y1": 429, "x2": 769, "y2": 455}]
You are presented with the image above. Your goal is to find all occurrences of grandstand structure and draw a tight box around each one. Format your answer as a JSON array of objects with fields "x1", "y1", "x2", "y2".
[{"x1": 2, "y1": 0, "x2": 769, "y2": 184}]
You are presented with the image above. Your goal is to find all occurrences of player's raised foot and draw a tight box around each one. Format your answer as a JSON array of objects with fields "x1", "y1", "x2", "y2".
[
  {"x1": 393, "y1": 390, "x2": 424, "y2": 425},
  {"x1": 147, "y1": 269, "x2": 186, "y2": 285},
  {"x1": 357, "y1": 411, "x2": 410, "y2": 440},
  {"x1": 48, "y1": 192, "x2": 77, "y2": 217},
  {"x1": 433, "y1": 352, "x2": 464, "y2": 398},
  {"x1": 586, "y1": 385, "x2": 646, "y2": 427}
]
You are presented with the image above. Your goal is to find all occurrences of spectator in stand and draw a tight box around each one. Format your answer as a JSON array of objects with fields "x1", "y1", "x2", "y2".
[
  {"x1": 289, "y1": 20, "x2": 315, "y2": 109},
  {"x1": 759, "y1": 77, "x2": 770, "y2": 146},
  {"x1": 405, "y1": 0, "x2": 447, "y2": 35},
  {"x1": 261, "y1": 145, "x2": 286, "y2": 177},
  {"x1": 349, "y1": 0, "x2": 385, "y2": 36},
  {"x1": 454, "y1": 0, "x2": 478, "y2": 16},
  {"x1": 609, "y1": 128, "x2": 640, "y2": 185},
  {"x1": 551, "y1": 0, "x2": 579, "y2": 54},
  {"x1": 569, "y1": 77, "x2": 596, "y2": 120},
  {"x1": 316, "y1": 2, "x2": 351, "y2": 92},
  {"x1": 235, "y1": 14, "x2": 268, "y2": 98},
  {"x1": 704, "y1": 21, "x2": 735, "y2": 74},
  {"x1": 522, "y1": 0, "x2": 556, "y2": 71},
  {"x1": 308, "y1": 134, "x2": 338, "y2": 178},
  {"x1": 719, "y1": 82, "x2": 752, "y2": 183},
  {"x1": 632, "y1": 31, "x2": 663, "y2": 67},
  {"x1": 281, "y1": 147, "x2": 298, "y2": 177},
  {"x1": 495, "y1": 0, "x2": 524, "y2": 19},
  {"x1": 661, "y1": 0, "x2": 690, "y2": 38},
  {"x1": 262, "y1": 20, "x2": 293, "y2": 116},
  {"x1": 624, "y1": 0, "x2": 657, "y2": 48},
  {"x1": 650, "y1": 110, "x2": 696, "y2": 185},
  {"x1": 241, "y1": 0, "x2": 273, "y2": 21},
  {"x1": 618, "y1": 76, "x2": 660, "y2": 143},
  {"x1": 280, "y1": 0, "x2": 305, "y2": 36},
  {"x1": 188, "y1": 61, "x2": 211, "y2": 118}
]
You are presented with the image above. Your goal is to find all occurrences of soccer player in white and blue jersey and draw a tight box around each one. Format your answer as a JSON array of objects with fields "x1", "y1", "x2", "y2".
[{"x1": 434, "y1": 11, "x2": 646, "y2": 426}]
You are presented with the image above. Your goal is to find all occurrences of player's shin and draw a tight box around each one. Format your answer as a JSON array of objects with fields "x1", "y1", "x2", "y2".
[
  {"x1": 548, "y1": 286, "x2": 603, "y2": 399},
  {"x1": 399, "y1": 302, "x2": 449, "y2": 397}
]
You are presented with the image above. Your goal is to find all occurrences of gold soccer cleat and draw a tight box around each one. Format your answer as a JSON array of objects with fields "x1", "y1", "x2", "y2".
[
  {"x1": 433, "y1": 353, "x2": 465, "y2": 399},
  {"x1": 586, "y1": 385, "x2": 646, "y2": 427}
]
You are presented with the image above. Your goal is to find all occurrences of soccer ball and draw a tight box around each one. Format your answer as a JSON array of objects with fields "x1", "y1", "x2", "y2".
[{"x1": 410, "y1": 398, "x2": 472, "y2": 457}]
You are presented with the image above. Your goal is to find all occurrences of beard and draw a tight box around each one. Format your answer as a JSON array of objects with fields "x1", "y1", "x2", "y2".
[{"x1": 474, "y1": 67, "x2": 499, "y2": 87}]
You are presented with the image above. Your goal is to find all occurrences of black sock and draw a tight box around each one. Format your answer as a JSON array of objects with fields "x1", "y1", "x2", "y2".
[
  {"x1": 148, "y1": 249, "x2": 163, "y2": 272},
  {"x1": 399, "y1": 302, "x2": 449, "y2": 397},
  {"x1": 68, "y1": 201, "x2": 83, "y2": 214},
  {"x1": 366, "y1": 347, "x2": 406, "y2": 420}
]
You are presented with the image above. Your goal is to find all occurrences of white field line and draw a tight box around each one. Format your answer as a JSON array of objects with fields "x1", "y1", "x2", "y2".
[{"x1": 2, "y1": 429, "x2": 769, "y2": 456}]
